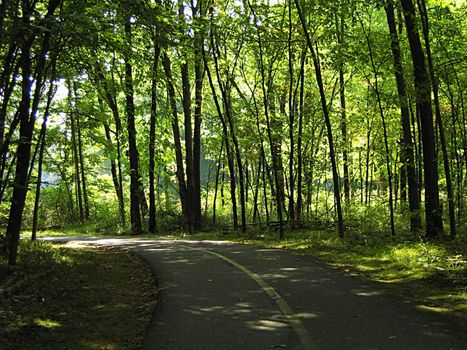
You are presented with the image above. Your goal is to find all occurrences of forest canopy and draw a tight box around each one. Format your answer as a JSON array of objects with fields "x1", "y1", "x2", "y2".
[{"x1": 0, "y1": 0, "x2": 466, "y2": 265}]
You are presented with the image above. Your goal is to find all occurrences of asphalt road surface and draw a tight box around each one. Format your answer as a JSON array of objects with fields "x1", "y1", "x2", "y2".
[{"x1": 44, "y1": 237, "x2": 467, "y2": 350}]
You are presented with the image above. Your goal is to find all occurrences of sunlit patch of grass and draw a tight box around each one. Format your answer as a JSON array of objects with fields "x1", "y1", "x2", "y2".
[
  {"x1": 416, "y1": 305, "x2": 452, "y2": 313},
  {"x1": 34, "y1": 318, "x2": 61, "y2": 329}
]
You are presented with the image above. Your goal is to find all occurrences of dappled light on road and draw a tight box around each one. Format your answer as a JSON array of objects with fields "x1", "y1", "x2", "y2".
[{"x1": 40, "y1": 237, "x2": 467, "y2": 350}]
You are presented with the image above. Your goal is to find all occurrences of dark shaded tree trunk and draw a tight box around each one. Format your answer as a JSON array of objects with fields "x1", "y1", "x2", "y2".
[
  {"x1": 400, "y1": 0, "x2": 443, "y2": 238},
  {"x1": 32, "y1": 77, "x2": 56, "y2": 240},
  {"x1": 385, "y1": 0, "x2": 421, "y2": 232},
  {"x1": 296, "y1": 49, "x2": 306, "y2": 221},
  {"x1": 149, "y1": 37, "x2": 161, "y2": 234},
  {"x1": 103, "y1": 121, "x2": 124, "y2": 222},
  {"x1": 162, "y1": 53, "x2": 187, "y2": 215},
  {"x1": 192, "y1": 46, "x2": 204, "y2": 231},
  {"x1": 287, "y1": 0, "x2": 295, "y2": 223},
  {"x1": 417, "y1": 0, "x2": 455, "y2": 239},
  {"x1": 68, "y1": 81, "x2": 83, "y2": 222},
  {"x1": 181, "y1": 60, "x2": 194, "y2": 230},
  {"x1": 191, "y1": 0, "x2": 205, "y2": 231},
  {"x1": 73, "y1": 82, "x2": 90, "y2": 220},
  {"x1": 0, "y1": 43, "x2": 20, "y2": 152},
  {"x1": 124, "y1": 19, "x2": 142, "y2": 235},
  {"x1": 6, "y1": 0, "x2": 61, "y2": 265},
  {"x1": 212, "y1": 138, "x2": 224, "y2": 225},
  {"x1": 336, "y1": 14, "x2": 350, "y2": 204}
]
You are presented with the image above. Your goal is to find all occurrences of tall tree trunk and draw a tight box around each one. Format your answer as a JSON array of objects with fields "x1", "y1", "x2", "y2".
[
  {"x1": 294, "y1": 0, "x2": 344, "y2": 237},
  {"x1": 192, "y1": 48, "x2": 204, "y2": 231},
  {"x1": 149, "y1": 37, "x2": 161, "y2": 234},
  {"x1": 192, "y1": 0, "x2": 205, "y2": 231},
  {"x1": 92, "y1": 58, "x2": 125, "y2": 224},
  {"x1": 287, "y1": 0, "x2": 296, "y2": 223},
  {"x1": 212, "y1": 138, "x2": 224, "y2": 225},
  {"x1": 202, "y1": 46, "x2": 238, "y2": 229},
  {"x1": 296, "y1": 48, "x2": 306, "y2": 222},
  {"x1": 32, "y1": 77, "x2": 56, "y2": 240},
  {"x1": 68, "y1": 81, "x2": 83, "y2": 222},
  {"x1": 181, "y1": 60, "x2": 194, "y2": 230},
  {"x1": 103, "y1": 121, "x2": 124, "y2": 223},
  {"x1": 417, "y1": 0, "x2": 455, "y2": 239},
  {"x1": 6, "y1": 0, "x2": 61, "y2": 265},
  {"x1": 400, "y1": 0, "x2": 443, "y2": 238},
  {"x1": 162, "y1": 53, "x2": 187, "y2": 215},
  {"x1": 209, "y1": 21, "x2": 246, "y2": 233},
  {"x1": 336, "y1": 14, "x2": 350, "y2": 204},
  {"x1": 73, "y1": 82, "x2": 90, "y2": 220},
  {"x1": 0, "y1": 43, "x2": 20, "y2": 151},
  {"x1": 360, "y1": 16, "x2": 396, "y2": 236},
  {"x1": 385, "y1": 0, "x2": 421, "y2": 232},
  {"x1": 124, "y1": 19, "x2": 142, "y2": 235},
  {"x1": 249, "y1": 2, "x2": 285, "y2": 238}
]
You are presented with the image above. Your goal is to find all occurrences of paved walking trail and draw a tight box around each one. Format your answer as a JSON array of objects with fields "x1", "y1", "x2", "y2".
[{"x1": 44, "y1": 237, "x2": 466, "y2": 350}]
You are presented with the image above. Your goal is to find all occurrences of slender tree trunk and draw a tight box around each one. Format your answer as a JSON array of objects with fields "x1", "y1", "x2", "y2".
[
  {"x1": 294, "y1": 0, "x2": 344, "y2": 237},
  {"x1": 124, "y1": 19, "x2": 142, "y2": 235},
  {"x1": 6, "y1": 0, "x2": 61, "y2": 265},
  {"x1": 32, "y1": 77, "x2": 56, "y2": 240},
  {"x1": 103, "y1": 122, "x2": 124, "y2": 221},
  {"x1": 385, "y1": 0, "x2": 421, "y2": 232},
  {"x1": 213, "y1": 138, "x2": 224, "y2": 225},
  {"x1": 181, "y1": 60, "x2": 194, "y2": 230},
  {"x1": 68, "y1": 81, "x2": 83, "y2": 222},
  {"x1": 202, "y1": 46, "x2": 238, "y2": 229},
  {"x1": 400, "y1": 0, "x2": 443, "y2": 238},
  {"x1": 92, "y1": 58, "x2": 125, "y2": 224},
  {"x1": 149, "y1": 38, "x2": 161, "y2": 234},
  {"x1": 360, "y1": 17, "x2": 396, "y2": 236},
  {"x1": 73, "y1": 83, "x2": 90, "y2": 220},
  {"x1": 192, "y1": 52, "x2": 204, "y2": 231},
  {"x1": 162, "y1": 53, "x2": 187, "y2": 215},
  {"x1": 0, "y1": 44, "x2": 20, "y2": 151},
  {"x1": 296, "y1": 48, "x2": 306, "y2": 221},
  {"x1": 249, "y1": 2, "x2": 285, "y2": 238},
  {"x1": 0, "y1": 110, "x2": 20, "y2": 202},
  {"x1": 209, "y1": 29, "x2": 246, "y2": 233},
  {"x1": 287, "y1": 0, "x2": 295, "y2": 223},
  {"x1": 418, "y1": 0, "x2": 455, "y2": 239},
  {"x1": 192, "y1": 0, "x2": 205, "y2": 231},
  {"x1": 253, "y1": 155, "x2": 261, "y2": 223},
  {"x1": 336, "y1": 14, "x2": 350, "y2": 204}
]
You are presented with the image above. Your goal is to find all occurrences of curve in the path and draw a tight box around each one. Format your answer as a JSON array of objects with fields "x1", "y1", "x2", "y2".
[
  {"x1": 43, "y1": 236, "x2": 467, "y2": 350},
  {"x1": 180, "y1": 244, "x2": 315, "y2": 350}
]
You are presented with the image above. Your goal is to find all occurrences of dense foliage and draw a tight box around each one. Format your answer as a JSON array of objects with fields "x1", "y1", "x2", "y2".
[{"x1": 0, "y1": 0, "x2": 466, "y2": 265}]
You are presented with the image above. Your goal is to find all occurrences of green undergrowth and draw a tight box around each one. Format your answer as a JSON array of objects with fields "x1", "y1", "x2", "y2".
[
  {"x1": 0, "y1": 240, "x2": 157, "y2": 349},
  {"x1": 178, "y1": 229, "x2": 467, "y2": 328},
  {"x1": 33, "y1": 221, "x2": 129, "y2": 237}
]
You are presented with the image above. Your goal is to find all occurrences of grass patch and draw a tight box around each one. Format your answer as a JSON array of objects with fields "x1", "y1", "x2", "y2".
[{"x1": 0, "y1": 240, "x2": 157, "y2": 350}]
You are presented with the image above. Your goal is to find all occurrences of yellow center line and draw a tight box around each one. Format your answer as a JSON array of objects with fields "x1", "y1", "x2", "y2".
[{"x1": 179, "y1": 244, "x2": 315, "y2": 350}]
